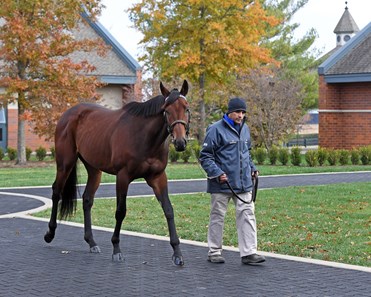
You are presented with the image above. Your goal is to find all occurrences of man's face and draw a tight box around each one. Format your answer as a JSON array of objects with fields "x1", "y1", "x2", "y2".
[{"x1": 228, "y1": 110, "x2": 246, "y2": 125}]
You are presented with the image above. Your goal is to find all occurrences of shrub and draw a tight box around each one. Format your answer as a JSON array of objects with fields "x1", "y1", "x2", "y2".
[
  {"x1": 35, "y1": 146, "x2": 47, "y2": 161},
  {"x1": 190, "y1": 141, "x2": 201, "y2": 159},
  {"x1": 350, "y1": 149, "x2": 360, "y2": 165},
  {"x1": 254, "y1": 147, "x2": 267, "y2": 165},
  {"x1": 0, "y1": 147, "x2": 4, "y2": 160},
  {"x1": 268, "y1": 146, "x2": 279, "y2": 165},
  {"x1": 26, "y1": 147, "x2": 33, "y2": 161},
  {"x1": 169, "y1": 145, "x2": 180, "y2": 162},
  {"x1": 305, "y1": 150, "x2": 318, "y2": 167},
  {"x1": 317, "y1": 148, "x2": 328, "y2": 166},
  {"x1": 359, "y1": 146, "x2": 371, "y2": 165},
  {"x1": 180, "y1": 145, "x2": 192, "y2": 163},
  {"x1": 250, "y1": 148, "x2": 256, "y2": 162},
  {"x1": 338, "y1": 149, "x2": 349, "y2": 165},
  {"x1": 278, "y1": 147, "x2": 289, "y2": 165},
  {"x1": 50, "y1": 146, "x2": 56, "y2": 160},
  {"x1": 327, "y1": 149, "x2": 338, "y2": 166},
  {"x1": 7, "y1": 147, "x2": 17, "y2": 160},
  {"x1": 290, "y1": 147, "x2": 301, "y2": 166}
]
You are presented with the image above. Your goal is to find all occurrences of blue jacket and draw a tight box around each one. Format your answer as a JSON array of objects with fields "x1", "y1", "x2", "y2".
[{"x1": 199, "y1": 115, "x2": 257, "y2": 194}]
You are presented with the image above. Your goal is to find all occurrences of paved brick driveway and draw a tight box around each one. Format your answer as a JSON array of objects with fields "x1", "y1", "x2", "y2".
[{"x1": 1, "y1": 173, "x2": 370, "y2": 296}]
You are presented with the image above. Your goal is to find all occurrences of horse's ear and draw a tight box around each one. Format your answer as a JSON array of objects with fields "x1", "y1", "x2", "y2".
[
  {"x1": 180, "y1": 80, "x2": 188, "y2": 96},
  {"x1": 160, "y1": 82, "x2": 170, "y2": 98}
]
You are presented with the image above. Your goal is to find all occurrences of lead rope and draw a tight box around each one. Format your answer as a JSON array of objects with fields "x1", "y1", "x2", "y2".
[{"x1": 190, "y1": 146, "x2": 257, "y2": 204}]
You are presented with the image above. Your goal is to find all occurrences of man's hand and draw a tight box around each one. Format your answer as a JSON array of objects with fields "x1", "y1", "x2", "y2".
[
  {"x1": 252, "y1": 171, "x2": 259, "y2": 177},
  {"x1": 219, "y1": 173, "x2": 228, "y2": 183}
]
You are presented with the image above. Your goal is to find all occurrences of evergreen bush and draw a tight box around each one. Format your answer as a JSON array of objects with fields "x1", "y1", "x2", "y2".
[
  {"x1": 250, "y1": 148, "x2": 256, "y2": 162},
  {"x1": 359, "y1": 145, "x2": 371, "y2": 165},
  {"x1": 7, "y1": 147, "x2": 17, "y2": 160},
  {"x1": 327, "y1": 149, "x2": 338, "y2": 166},
  {"x1": 317, "y1": 148, "x2": 328, "y2": 166},
  {"x1": 350, "y1": 149, "x2": 360, "y2": 165},
  {"x1": 180, "y1": 145, "x2": 192, "y2": 163},
  {"x1": 50, "y1": 146, "x2": 56, "y2": 160},
  {"x1": 338, "y1": 149, "x2": 349, "y2": 165},
  {"x1": 169, "y1": 145, "x2": 180, "y2": 162},
  {"x1": 0, "y1": 147, "x2": 4, "y2": 161},
  {"x1": 305, "y1": 150, "x2": 318, "y2": 167},
  {"x1": 35, "y1": 146, "x2": 47, "y2": 161},
  {"x1": 290, "y1": 147, "x2": 301, "y2": 166},
  {"x1": 278, "y1": 147, "x2": 289, "y2": 165},
  {"x1": 26, "y1": 147, "x2": 32, "y2": 161},
  {"x1": 254, "y1": 147, "x2": 267, "y2": 165},
  {"x1": 268, "y1": 146, "x2": 279, "y2": 165}
]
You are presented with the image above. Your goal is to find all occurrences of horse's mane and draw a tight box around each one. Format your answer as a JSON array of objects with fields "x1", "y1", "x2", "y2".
[{"x1": 123, "y1": 89, "x2": 181, "y2": 118}]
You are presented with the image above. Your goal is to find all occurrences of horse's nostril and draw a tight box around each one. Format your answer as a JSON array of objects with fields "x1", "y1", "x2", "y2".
[{"x1": 174, "y1": 139, "x2": 186, "y2": 152}]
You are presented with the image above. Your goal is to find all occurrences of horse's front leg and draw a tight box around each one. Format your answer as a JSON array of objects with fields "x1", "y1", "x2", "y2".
[
  {"x1": 146, "y1": 172, "x2": 184, "y2": 266},
  {"x1": 82, "y1": 165, "x2": 102, "y2": 253},
  {"x1": 111, "y1": 172, "x2": 129, "y2": 262}
]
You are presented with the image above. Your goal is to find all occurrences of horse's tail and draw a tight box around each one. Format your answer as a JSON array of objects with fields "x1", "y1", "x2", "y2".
[{"x1": 59, "y1": 164, "x2": 78, "y2": 220}]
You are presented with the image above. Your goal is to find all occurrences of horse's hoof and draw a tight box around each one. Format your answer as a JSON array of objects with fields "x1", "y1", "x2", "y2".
[
  {"x1": 44, "y1": 232, "x2": 54, "y2": 243},
  {"x1": 112, "y1": 253, "x2": 124, "y2": 262},
  {"x1": 172, "y1": 255, "x2": 184, "y2": 266},
  {"x1": 90, "y1": 246, "x2": 101, "y2": 253}
]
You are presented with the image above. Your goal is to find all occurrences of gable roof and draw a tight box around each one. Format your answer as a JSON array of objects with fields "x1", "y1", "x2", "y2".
[
  {"x1": 80, "y1": 12, "x2": 141, "y2": 85},
  {"x1": 318, "y1": 22, "x2": 371, "y2": 83}
]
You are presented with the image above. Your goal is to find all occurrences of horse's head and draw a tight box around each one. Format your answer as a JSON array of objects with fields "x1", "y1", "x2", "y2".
[{"x1": 161, "y1": 80, "x2": 190, "y2": 152}]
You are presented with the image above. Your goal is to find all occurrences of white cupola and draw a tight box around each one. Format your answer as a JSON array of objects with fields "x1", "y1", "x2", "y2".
[{"x1": 333, "y1": 2, "x2": 359, "y2": 47}]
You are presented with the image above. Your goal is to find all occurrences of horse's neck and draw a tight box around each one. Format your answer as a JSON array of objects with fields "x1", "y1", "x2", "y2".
[{"x1": 147, "y1": 115, "x2": 169, "y2": 147}]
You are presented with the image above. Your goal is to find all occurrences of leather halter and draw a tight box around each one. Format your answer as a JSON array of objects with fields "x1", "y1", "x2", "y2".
[{"x1": 163, "y1": 94, "x2": 191, "y2": 138}]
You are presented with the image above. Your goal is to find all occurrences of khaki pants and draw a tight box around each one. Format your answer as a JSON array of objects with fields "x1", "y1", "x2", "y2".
[{"x1": 208, "y1": 192, "x2": 257, "y2": 258}]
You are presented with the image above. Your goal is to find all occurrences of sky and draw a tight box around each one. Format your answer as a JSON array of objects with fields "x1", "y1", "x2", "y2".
[{"x1": 99, "y1": 0, "x2": 371, "y2": 63}]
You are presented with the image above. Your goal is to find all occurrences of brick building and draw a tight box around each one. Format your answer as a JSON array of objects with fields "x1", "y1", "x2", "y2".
[
  {"x1": 318, "y1": 7, "x2": 371, "y2": 149},
  {"x1": 0, "y1": 13, "x2": 142, "y2": 152}
]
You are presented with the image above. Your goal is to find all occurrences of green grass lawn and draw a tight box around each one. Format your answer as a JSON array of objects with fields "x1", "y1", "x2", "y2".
[
  {"x1": 2, "y1": 160, "x2": 370, "y2": 267},
  {"x1": 33, "y1": 182, "x2": 371, "y2": 267},
  {"x1": 1, "y1": 160, "x2": 371, "y2": 187}
]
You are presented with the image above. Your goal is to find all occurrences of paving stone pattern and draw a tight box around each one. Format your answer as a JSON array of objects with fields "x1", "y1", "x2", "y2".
[
  {"x1": 0, "y1": 218, "x2": 370, "y2": 297},
  {"x1": 1, "y1": 173, "x2": 370, "y2": 296}
]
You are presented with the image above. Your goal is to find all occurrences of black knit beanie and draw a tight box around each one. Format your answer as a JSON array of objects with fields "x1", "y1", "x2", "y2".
[{"x1": 227, "y1": 98, "x2": 247, "y2": 114}]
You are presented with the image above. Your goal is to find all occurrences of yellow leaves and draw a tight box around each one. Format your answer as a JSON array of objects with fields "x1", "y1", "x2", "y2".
[{"x1": 129, "y1": 0, "x2": 279, "y2": 83}]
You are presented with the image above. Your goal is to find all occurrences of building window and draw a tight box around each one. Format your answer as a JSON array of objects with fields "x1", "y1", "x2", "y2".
[
  {"x1": 337, "y1": 35, "x2": 341, "y2": 42},
  {"x1": 0, "y1": 128, "x2": 2, "y2": 141},
  {"x1": 344, "y1": 35, "x2": 351, "y2": 42},
  {"x1": 0, "y1": 108, "x2": 5, "y2": 124}
]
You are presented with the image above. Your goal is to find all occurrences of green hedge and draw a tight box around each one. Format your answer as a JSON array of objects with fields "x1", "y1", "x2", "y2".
[{"x1": 250, "y1": 145, "x2": 371, "y2": 167}]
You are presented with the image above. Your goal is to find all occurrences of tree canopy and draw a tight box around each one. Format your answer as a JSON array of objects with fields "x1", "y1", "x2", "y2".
[
  {"x1": 0, "y1": 0, "x2": 106, "y2": 164},
  {"x1": 129, "y1": 0, "x2": 280, "y2": 141},
  {"x1": 262, "y1": 0, "x2": 320, "y2": 109}
]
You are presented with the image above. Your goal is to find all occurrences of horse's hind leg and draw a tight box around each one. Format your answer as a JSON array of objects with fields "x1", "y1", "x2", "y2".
[
  {"x1": 44, "y1": 181, "x2": 61, "y2": 243},
  {"x1": 81, "y1": 162, "x2": 102, "y2": 253},
  {"x1": 146, "y1": 173, "x2": 184, "y2": 266},
  {"x1": 44, "y1": 163, "x2": 76, "y2": 243}
]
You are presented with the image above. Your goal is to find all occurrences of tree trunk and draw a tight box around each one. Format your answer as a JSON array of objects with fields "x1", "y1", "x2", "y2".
[
  {"x1": 16, "y1": 94, "x2": 27, "y2": 165},
  {"x1": 198, "y1": 72, "x2": 206, "y2": 143}
]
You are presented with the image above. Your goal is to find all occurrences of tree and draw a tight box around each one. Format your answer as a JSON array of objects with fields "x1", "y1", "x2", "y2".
[
  {"x1": 0, "y1": 0, "x2": 106, "y2": 164},
  {"x1": 262, "y1": 0, "x2": 320, "y2": 110},
  {"x1": 238, "y1": 66, "x2": 304, "y2": 150},
  {"x1": 129, "y1": 0, "x2": 279, "y2": 142}
]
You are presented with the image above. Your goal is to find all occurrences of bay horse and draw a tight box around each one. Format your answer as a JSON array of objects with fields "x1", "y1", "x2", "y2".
[{"x1": 44, "y1": 80, "x2": 190, "y2": 266}]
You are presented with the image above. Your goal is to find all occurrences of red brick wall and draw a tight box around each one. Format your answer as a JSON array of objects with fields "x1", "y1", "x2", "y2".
[
  {"x1": 319, "y1": 75, "x2": 371, "y2": 149},
  {"x1": 6, "y1": 81, "x2": 142, "y2": 152},
  {"x1": 7, "y1": 108, "x2": 53, "y2": 151}
]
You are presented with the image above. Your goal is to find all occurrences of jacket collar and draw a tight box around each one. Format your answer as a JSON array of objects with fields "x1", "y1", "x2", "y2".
[{"x1": 223, "y1": 114, "x2": 241, "y2": 133}]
